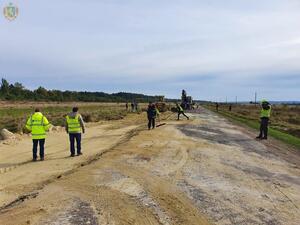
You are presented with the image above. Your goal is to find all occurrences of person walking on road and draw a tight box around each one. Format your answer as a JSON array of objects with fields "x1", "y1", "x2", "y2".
[
  {"x1": 26, "y1": 108, "x2": 51, "y2": 161},
  {"x1": 147, "y1": 102, "x2": 157, "y2": 130},
  {"x1": 65, "y1": 107, "x2": 85, "y2": 157},
  {"x1": 256, "y1": 100, "x2": 271, "y2": 140},
  {"x1": 125, "y1": 102, "x2": 129, "y2": 111},
  {"x1": 176, "y1": 103, "x2": 189, "y2": 120}
]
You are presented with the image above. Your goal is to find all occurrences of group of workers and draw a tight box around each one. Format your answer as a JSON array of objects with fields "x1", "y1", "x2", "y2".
[
  {"x1": 125, "y1": 102, "x2": 139, "y2": 112},
  {"x1": 25, "y1": 107, "x2": 85, "y2": 161},
  {"x1": 25, "y1": 100, "x2": 271, "y2": 161},
  {"x1": 146, "y1": 102, "x2": 189, "y2": 130}
]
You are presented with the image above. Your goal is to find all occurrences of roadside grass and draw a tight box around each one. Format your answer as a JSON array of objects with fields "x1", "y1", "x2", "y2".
[{"x1": 203, "y1": 105, "x2": 300, "y2": 150}]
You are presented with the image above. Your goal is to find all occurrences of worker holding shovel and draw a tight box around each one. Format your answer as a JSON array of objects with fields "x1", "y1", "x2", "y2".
[{"x1": 176, "y1": 103, "x2": 189, "y2": 120}]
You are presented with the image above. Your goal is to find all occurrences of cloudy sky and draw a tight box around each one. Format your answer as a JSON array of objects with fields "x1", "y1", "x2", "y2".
[{"x1": 1, "y1": 0, "x2": 300, "y2": 101}]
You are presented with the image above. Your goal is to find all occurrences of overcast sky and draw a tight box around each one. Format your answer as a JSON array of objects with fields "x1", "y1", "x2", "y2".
[{"x1": 1, "y1": 0, "x2": 300, "y2": 101}]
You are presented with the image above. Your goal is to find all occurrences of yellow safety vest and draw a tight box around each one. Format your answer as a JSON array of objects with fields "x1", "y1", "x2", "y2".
[
  {"x1": 26, "y1": 112, "x2": 50, "y2": 139},
  {"x1": 260, "y1": 106, "x2": 271, "y2": 118},
  {"x1": 66, "y1": 115, "x2": 81, "y2": 133},
  {"x1": 178, "y1": 105, "x2": 184, "y2": 112},
  {"x1": 155, "y1": 108, "x2": 160, "y2": 115}
]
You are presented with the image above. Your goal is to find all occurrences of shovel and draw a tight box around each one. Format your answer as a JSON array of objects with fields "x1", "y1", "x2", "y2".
[
  {"x1": 156, "y1": 113, "x2": 175, "y2": 127},
  {"x1": 156, "y1": 115, "x2": 166, "y2": 127}
]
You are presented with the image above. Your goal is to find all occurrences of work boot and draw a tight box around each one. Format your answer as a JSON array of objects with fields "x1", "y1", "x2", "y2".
[
  {"x1": 70, "y1": 154, "x2": 75, "y2": 157},
  {"x1": 40, "y1": 157, "x2": 44, "y2": 161},
  {"x1": 77, "y1": 152, "x2": 82, "y2": 156},
  {"x1": 262, "y1": 137, "x2": 268, "y2": 140},
  {"x1": 32, "y1": 158, "x2": 37, "y2": 162},
  {"x1": 256, "y1": 136, "x2": 262, "y2": 139}
]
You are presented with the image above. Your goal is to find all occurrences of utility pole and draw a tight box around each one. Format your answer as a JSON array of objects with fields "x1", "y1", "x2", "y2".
[{"x1": 255, "y1": 92, "x2": 257, "y2": 106}]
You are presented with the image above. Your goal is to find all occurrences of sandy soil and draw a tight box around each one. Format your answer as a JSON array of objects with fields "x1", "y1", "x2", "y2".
[{"x1": 0, "y1": 108, "x2": 299, "y2": 225}]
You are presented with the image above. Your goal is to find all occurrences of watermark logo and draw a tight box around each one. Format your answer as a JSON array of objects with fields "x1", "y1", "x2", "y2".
[{"x1": 3, "y1": 2, "x2": 18, "y2": 21}]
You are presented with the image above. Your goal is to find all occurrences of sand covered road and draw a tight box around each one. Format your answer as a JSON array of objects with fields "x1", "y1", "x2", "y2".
[
  {"x1": 0, "y1": 109, "x2": 299, "y2": 225},
  {"x1": 0, "y1": 115, "x2": 142, "y2": 208}
]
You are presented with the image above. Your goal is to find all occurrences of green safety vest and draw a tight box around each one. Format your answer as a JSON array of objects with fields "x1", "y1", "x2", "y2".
[
  {"x1": 260, "y1": 106, "x2": 271, "y2": 118},
  {"x1": 26, "y1": 112, "x2": 50, "y2": 139},
  {"x1": 155, "y1": 108, "x2": 160, "y2": 115},
  {"x1": 178, "y1": 105, "x2": 184, "y2": 112},
  {"x1": 66, "y1": 115, "x2": 81, "y2": 133}
]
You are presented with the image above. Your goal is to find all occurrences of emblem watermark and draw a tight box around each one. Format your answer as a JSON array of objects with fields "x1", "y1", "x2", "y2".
[{"x1": 3, "y1": 2, "x2": 18, "y2": 21}]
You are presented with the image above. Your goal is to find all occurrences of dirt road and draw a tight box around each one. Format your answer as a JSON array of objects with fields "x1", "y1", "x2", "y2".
[{"x1": 0, "y1": 108, "x2": 299, "y2": 225}]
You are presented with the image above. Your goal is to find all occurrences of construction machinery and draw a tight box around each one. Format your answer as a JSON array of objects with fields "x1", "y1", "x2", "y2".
[
  {"x1": 181, "y1": 90, "x2": 193, "y2": 110},
  {"x1": 155, "y1": 96, "x2": 168, "y2": 112}
]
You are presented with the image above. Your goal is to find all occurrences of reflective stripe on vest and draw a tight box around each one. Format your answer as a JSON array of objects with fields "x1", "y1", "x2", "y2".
[
  {"x1": 66, "y1": 115, "x2": 81, "y2": 133},
  {"x1": 179, "y1": 105, "x2": 183, "y2": 112}
]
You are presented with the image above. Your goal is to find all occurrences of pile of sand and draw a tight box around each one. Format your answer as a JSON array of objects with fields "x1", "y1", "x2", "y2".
[
  {"x1": 0, "y1": 129, "x2": 15, "y2": 140},
  {"x1": 0, "y1": 129, "x2": 20, "y2": 145}
]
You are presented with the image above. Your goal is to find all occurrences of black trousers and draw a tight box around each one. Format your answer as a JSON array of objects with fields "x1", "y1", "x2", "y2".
[
  {"x1": 259, "y1": 117, "x2": 269, "y2": 138},
  {"x1": 178, "y1": 112, "x2": 189, "y2": 120},
  {"x1": 148, "y1": 117, "x2": 155, "y2": 129},
  {"x1": 69, "y1": 133, "x2": 82, "y2": 155},
  {"x1": 32, "y1": 139, "x2": 45, "y2": 159}
]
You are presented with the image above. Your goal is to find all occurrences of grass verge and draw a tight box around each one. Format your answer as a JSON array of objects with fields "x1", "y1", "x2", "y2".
[{"x1": 203, "y1": 106, "x2": 300, "y2": 150}]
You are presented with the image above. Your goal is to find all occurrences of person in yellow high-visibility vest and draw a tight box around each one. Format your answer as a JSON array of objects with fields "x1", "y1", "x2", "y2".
[
  {"x1": 176, "y1": 103, "x2": 189, "y2": 120},
  {"x1": 25, "y1": 108, "x2": 51, "y2": 161},
  {"x1": 65, "y1": 107, "x2": 85, "y2": 157},
  {"x1": 256, "y1": 99, "x2": 271, "y2": 140}
]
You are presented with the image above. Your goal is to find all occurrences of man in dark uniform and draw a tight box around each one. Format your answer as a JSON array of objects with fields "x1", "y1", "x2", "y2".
[{"x1": 147, "y1": 102, "x2": 157, "y2": 130}]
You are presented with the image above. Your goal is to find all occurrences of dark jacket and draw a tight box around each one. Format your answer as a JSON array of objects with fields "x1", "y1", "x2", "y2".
[{"x1": 147, "y1": 105, "x2": 157, "y2": 119}]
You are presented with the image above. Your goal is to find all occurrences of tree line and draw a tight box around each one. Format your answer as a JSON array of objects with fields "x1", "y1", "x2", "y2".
[{"x1": 0, "y1": 78, "x2": 162, "y2": 103}]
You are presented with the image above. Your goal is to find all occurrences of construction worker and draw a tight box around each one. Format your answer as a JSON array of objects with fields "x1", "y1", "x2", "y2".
[
  {"x1": 65, "y1": 107, "x2": 85, "y2": 157},
  {"x1": 176, "y1": 103, "x2": 189, "y2": 120},
  {"x1": 147, "y1": 102, "x2": 157, "y2": 130},
  {"x1": 25, "y1": 108, "x2": 51, "y2": 161},
  {"x1": 256, "y1": 100, "x2": 271, "y2": 140},
  {"x1": 155, "y1": 103, "x2": 160, "y2": 119}
]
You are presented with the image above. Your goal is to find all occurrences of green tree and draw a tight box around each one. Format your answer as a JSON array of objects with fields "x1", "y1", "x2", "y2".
[{"x1": 0, "y1": 78, "x2": 10, "y2": 95}]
